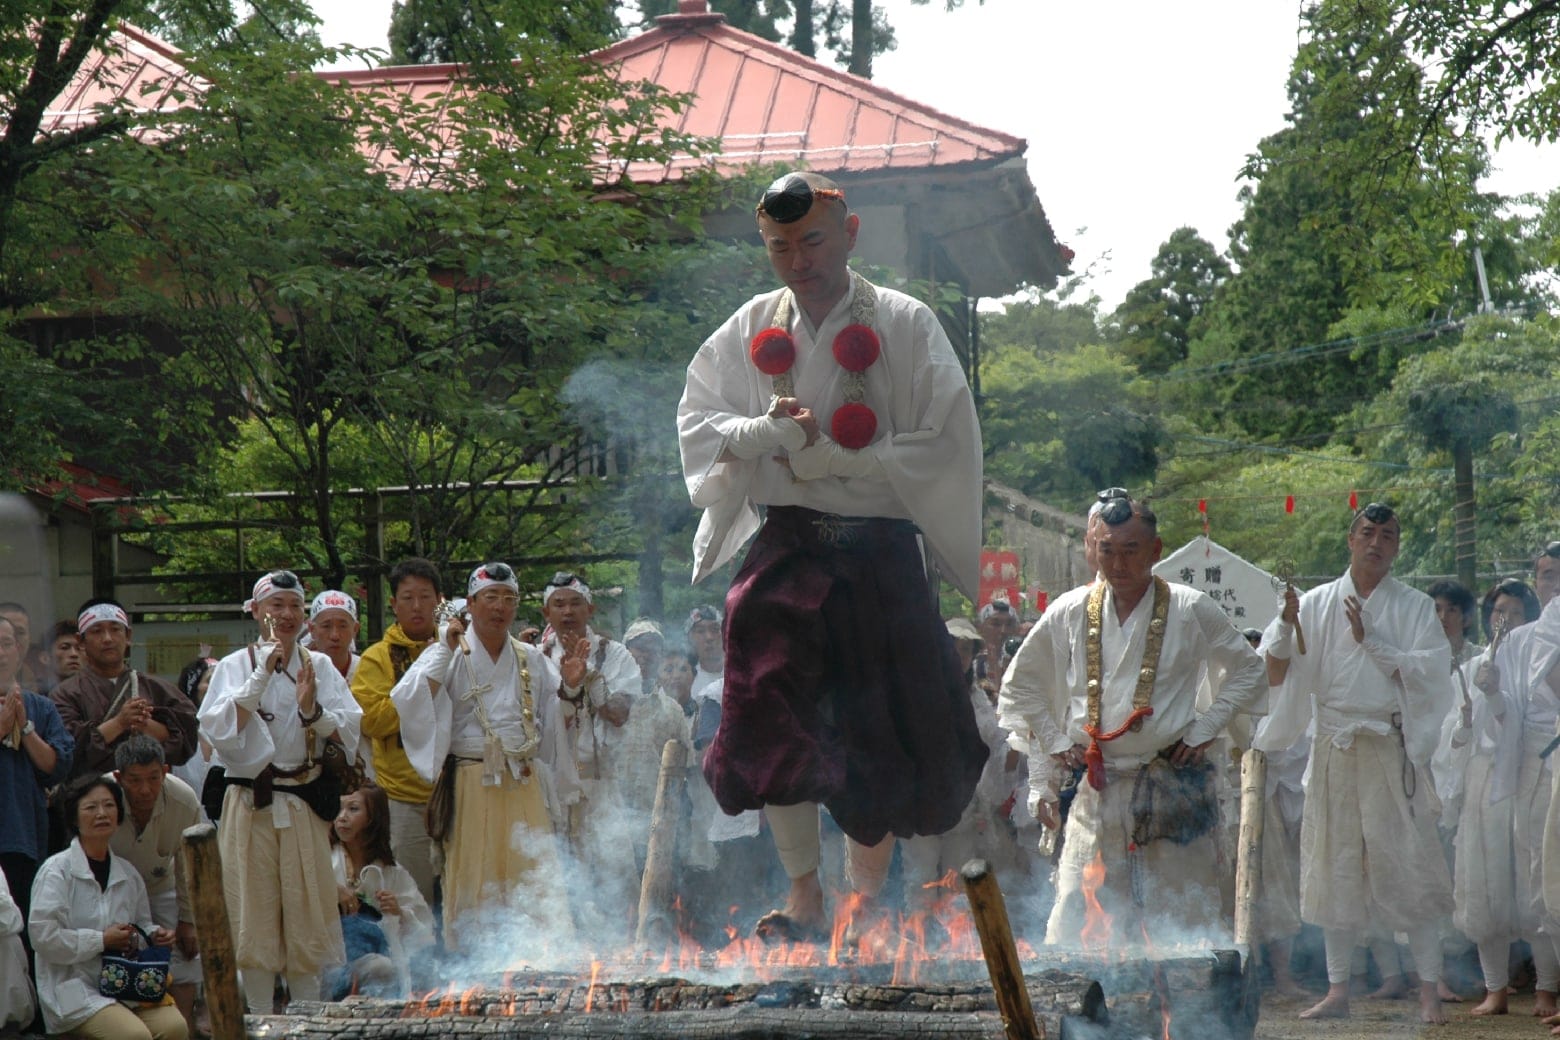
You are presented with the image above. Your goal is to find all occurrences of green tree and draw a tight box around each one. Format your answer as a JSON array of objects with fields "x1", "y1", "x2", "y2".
[
  {"x1": 1178, "y1": 0, "x2": 1491, "y2": 442},
  {"x1": 1109, "y1": 227, "x2": 1229, "y2": 375}
]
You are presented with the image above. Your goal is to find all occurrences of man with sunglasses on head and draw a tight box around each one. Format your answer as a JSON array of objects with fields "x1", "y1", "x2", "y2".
[
  {"x1": 197, "y1": 569, "x2": 363, "y2": 1014},
  {"x1": 1255, "y1": 502, "x2": 1455, "y2": 1025},
  {"x1": 390, "y1": 563, "x2": 586, "y2": 950},
  {"x1": 999, "y1": 490, "x2": 1264, "y2": 949},
  {"x1": 677, "y1": 172, "x2": 987, "y2": 941}
]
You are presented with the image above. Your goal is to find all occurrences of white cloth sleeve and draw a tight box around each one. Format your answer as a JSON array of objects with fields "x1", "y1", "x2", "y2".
[
  {"x1": 722, "y1": 413, "x2": 808, "y2": 460},
  {"x1": 788, "y1": 437, "x2": 887, "y2": 482},
  {"x1": 1184, "y1": 597, "x2": 1269, "y2": 746},
  {"x1": 997, "y1": 618, "x2": 1074, "y2": 758},
  {"x1": 197, "y1": 650, "x2": 277, "y2": 774},
  {"x1": 387, "y1": 644, "x2": 454, "y2": 784}
]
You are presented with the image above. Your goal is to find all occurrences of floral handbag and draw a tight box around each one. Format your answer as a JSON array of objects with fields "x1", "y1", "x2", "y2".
[{"x1": 98, "y1": 924, "x2": 171, "y2": 1003}]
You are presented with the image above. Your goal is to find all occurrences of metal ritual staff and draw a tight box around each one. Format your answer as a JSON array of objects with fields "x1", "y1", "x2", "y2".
[{"x1": 1270, "y1": 558, "x2": 1307, "y2": 654}]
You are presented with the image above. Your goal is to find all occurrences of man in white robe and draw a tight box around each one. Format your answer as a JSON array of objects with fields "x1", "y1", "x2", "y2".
[
  {"x1": 390, "y1": 563, "x2": 584, "y2": 953},
  {"x1": 999, "y1": 493, "x2": 1265, "y2": 948},
  {"x1": 677, "y1": 171, "x2": 987, "y2": 940},
  {"x1": 1255, "y1": 502, "x2": 1454, "y2": 1024},
  {"x1": 197, "y1": 569, "x2": 362, "y2": 1014}
]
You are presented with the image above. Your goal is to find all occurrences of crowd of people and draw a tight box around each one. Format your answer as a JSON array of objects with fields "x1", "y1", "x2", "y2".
[
  {"x1": 12, "y1": 168, "x2": 1560, "y2": 1040},
  {"x1": 0, "y1": 560, "x2": 1041, "y2": 1039}
]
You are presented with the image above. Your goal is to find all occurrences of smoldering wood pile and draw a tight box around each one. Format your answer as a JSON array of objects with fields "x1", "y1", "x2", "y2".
[{"x1": 244, "y1": 950, "x2": 1255, "y2": 1040}]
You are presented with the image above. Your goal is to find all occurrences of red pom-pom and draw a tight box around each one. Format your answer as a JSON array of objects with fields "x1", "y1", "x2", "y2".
[
  {"x1": 749, "y1": 328, "x2": 796, "y2": 376},
  {"x1": 832, "y1": 324, "x2": 880, "y2": 372},
  {"x1": 831, "y1": 403, "x2": 877, "y2": 450}
]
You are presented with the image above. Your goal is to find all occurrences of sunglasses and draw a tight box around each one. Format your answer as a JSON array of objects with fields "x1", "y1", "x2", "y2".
[
  {"x1": 757, "y1": 174, "x2": 846, "y2": 224},
  {"x1": 480, "y1": 562, "x2": 514, "y2": 583},
  {"x1": 1354, "y1": 502, "x2": 1396, "y2": 526}
]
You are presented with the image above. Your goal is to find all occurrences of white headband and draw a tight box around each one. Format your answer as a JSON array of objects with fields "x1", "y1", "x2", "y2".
[
  {"x1": 77, "y1": 603, "x2": 130, "y2": 634},
  {"x1": 244, "y1": 571, "x2": 306, "y2": 612},
  {"x1": 309, "y1": 589, "x2": 358, "y2": 622},
  {"x1": 468, "y1": 564, "x2": 520, "y2": 598},
  {"x1": 543, "y1": 576, "x2": 592, "y2": 606}
]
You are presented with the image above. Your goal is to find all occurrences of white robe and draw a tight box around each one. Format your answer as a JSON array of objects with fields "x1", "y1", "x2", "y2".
[
  {"x1": 1255, "y1": 571, "x2": 1454, "y2": 932},
  {"x1": 389, "y1": 633, "x2": 577, "y2": 827},
  {"x1": 998, "y1": 579, "x2": 1266, "y2": 945},
  {"x1": 198, "y1": 642, "x2": 362, "y2": 830},
  {"x1": 1523, "y1": 598, "x2": 1560, "y2": 928},
  {"x1": 677, "y1": 276, "x2": 983, "y2": 597},
  {"x1": 0, "y1": 877, "x2": 33, "y2": 1030}
]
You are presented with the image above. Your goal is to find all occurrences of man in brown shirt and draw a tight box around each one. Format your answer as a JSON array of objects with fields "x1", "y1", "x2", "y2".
[{"x1": 50, "y1": 600, "x2": 197, "y2": 780}]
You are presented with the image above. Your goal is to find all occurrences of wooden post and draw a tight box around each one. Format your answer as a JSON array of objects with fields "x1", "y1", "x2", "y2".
[
  {"x1": 635, "y1": 739, "x2": 688, "y2": 947},
  {"x1": 1234, "y1": 749, "x2": 1267, "y2": 948},
  {"x1": 960, "y1": 859, "x2": 1040, "y2": 1040},
  {"x1": 182, "y1": 823, "x2": 246, "y2": 1039}
]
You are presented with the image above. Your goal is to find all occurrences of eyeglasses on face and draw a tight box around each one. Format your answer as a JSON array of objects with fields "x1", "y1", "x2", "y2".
[{"x1": 758, "y1": 174, "x2": 846, "y2": 224}]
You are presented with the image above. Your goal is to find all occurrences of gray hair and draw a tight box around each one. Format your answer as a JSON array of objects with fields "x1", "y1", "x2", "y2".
[{"x1": 114, "y1": 732, "x2": 166, "y2": 771}]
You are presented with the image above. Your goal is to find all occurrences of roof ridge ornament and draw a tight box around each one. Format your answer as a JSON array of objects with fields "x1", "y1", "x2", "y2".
[{"x1": 656, "y1": 0, "x2": 726, "y2": 29}]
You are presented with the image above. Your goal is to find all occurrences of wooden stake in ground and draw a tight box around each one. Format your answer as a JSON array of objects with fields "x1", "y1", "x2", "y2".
[
  {"x1": 1233, "y1": 748, "x2": 1267, "y2": 948},
  {"x1": 182, "y1": 822, "x2": 245, "y2": 1039},
  {"x1": 960, "y1": 859, "x2": 1040, "y2": 1040},
  {"x1": 635, "y1": 738, "x2": 689, "y2": 947}
]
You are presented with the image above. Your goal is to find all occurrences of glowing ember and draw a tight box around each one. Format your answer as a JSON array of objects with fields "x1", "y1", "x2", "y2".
[{"x1": 1079, "y1": 851, "x2": 1112, "y2": 952}]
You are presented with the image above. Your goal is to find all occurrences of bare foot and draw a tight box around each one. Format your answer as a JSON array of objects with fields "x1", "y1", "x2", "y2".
[
  {"x1": 1537, "y1": 990, "x2": 1559, "y2": 1018},
  {"x1": 1437, "y1": 981, "x2": 1462, "y2": 1003},
  {"x1": 1299, "y1": 992, "x2": 1350, "y2": 1020},
  {"x1": 754, "y1": 870, "x2": 825, "y2": 942},
  {"x1": 1470, "y1": 990, "x2": 1508, "y2": 1016},
  {"x1": 1544, "y1": 1011, "x2": 1560, "y2": 1027},
  {"x1": 1419, "y1": 983, "x2": 1447, "y2": 1025},
  {"x1": 1369, "y1": 974, "x2": 1410, "y2": 999}
]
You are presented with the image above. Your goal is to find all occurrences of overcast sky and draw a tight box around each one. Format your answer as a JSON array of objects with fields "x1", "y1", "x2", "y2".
[{"x1": 308, "y1": 0, "x2": 1558, "y2": 310}]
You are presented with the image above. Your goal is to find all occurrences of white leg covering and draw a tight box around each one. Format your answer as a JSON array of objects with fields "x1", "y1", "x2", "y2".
[
  {"x1": 766, "y1": 802, "x2": 821, "y2": 879},
  {"x1": 241, "y1": 971, "x2": 275, "y2": 1015},
  {"x1": 285, "y1": 971, "x2": 320, "y2": 1003},
  {"x1": 1477, "y1": 938, "x2": 1512, "y2": 992},
  {"x1": 1532, "y1": 932, "x2": 1560, "y2": 992},
  {"x1": 1406, "y1": 925, "x2": 1441, "y2": 985},
  {"x1": 1325, "y1": 927, "x2": 1358, "y2": 985},
  {"x1": 1370, "y1": 937, "x2": 1402, "y2": 980},
  {"x1": 845, "y1": 835, "x2": 895, "y2": 898}
]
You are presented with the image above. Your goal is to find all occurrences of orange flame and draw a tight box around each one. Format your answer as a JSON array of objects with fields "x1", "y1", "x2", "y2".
[
  {"x1": 584, "y1": 959, "x2": 601, "y2": 1013},
  {"x1": 1080, "y1": 851, "x2": 1112, "y2": 952}
]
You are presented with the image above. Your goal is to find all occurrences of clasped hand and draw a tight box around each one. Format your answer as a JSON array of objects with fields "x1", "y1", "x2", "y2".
[{"x1": 769, "y1": 396, "x2": 819, "y2": 446}]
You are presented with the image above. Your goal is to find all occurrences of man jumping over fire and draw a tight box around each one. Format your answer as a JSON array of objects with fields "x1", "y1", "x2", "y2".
[{"x1": 676, "y1": 171, "x2": 987, "y2": 940}]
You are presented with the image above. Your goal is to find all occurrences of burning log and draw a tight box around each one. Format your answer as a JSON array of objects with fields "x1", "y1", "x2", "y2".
[
  {"x1": 274, "y1": 970, "x2": 1109, "y2": 1038},
  {"x1": 182, "y1": 822, "x2": 245, "y2": 1040},
  {"x1": 636, "y1": 738, "x2": 688, "y2": 947},
  {"x1": 1232, "y1": 749, "x2": 1266, "y2": 948},
  {"x1": 960, "y1": 859, "x2": 1043, "y2": 1040}
]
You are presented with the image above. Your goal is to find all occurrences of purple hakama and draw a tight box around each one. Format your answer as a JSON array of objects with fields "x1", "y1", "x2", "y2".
[{"x1": 702, "y1": 506, "x2": 988, "y2": 847}]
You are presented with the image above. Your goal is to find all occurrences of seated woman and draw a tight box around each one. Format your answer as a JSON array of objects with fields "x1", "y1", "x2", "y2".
[
  {"x1": 328, "y1": 784, "x2": 434, "y2": 998},
  {"x1": 1, "y1": 877, "x2": 36, "y2": 1034},
  {"x1": 29, "y1": 774, "x2": 186, "y2": 1040}
]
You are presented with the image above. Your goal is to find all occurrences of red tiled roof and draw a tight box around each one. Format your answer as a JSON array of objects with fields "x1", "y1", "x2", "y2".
[
  {"x1": 31, "y1": 23, "x2": 203, "y2": 141},
  {"x1": 31, "y1": 463, "x2": 140, "y2": 517},
  {"x1": 591, "y1": 3, "x2": 1029, "y2": 182}
]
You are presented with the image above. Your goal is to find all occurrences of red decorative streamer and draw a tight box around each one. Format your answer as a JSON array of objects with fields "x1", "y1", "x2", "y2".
[
  {"x1": 1349, "y1": 490, "x2": 1358, "y2": 510},
  {"x1": 1285, "y1": 495, "x2": 1295, "y2": 514}
]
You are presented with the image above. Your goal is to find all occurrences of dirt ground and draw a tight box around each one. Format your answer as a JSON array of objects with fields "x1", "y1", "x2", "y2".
[{"x1": 1257, "y1": 989, "x2": 1559, "y2": 1040}]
